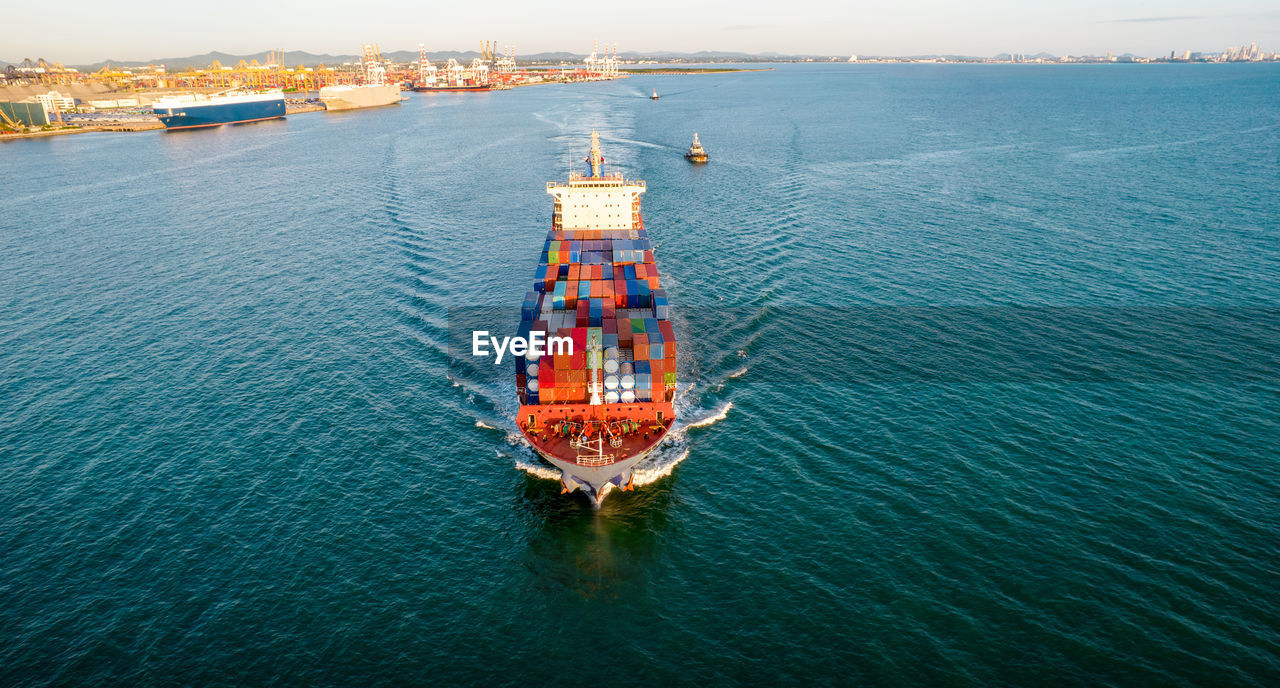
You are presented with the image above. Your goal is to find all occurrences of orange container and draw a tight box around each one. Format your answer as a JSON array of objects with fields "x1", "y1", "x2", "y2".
[
  {"x1": 565, "y1": 280, "x2": 578, "y2": 309},
  {"x1": 634, "y1": 333, "x2": 649, "y2": 360}
]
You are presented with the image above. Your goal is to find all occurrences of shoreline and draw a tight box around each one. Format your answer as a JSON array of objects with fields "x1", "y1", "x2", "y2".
[
  {"x1": 1, "y1": 102, "x2": 326, "y2": 141},
  {"x1": 621, "y1": 68, "x2": 774, "y2": 75}
]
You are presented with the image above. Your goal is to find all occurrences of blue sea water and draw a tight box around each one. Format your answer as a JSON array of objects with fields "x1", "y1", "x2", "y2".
[{"x1": 2, "y1": 64, "x2": 1279, "y2": 686}]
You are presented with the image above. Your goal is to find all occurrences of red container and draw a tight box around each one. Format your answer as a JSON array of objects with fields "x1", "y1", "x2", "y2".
[
  {"x1": 565, "y1": 280, "x2": 578, "y2": 309},
  {"x1": 540, "y1": 359, "x2": 555, "y2": 383},
  {"x1": 603, "y1": 318, "x2": 617, "y2": 335},
  {"x1": 590, "y1": 280, "x2": 603, "y2": 298},
  {"x1": 659, "y1": 320, "x2": 675, "y2": 341},
  {"x1": 576, "y1": 300, "x2": 589, "y2": 327}
]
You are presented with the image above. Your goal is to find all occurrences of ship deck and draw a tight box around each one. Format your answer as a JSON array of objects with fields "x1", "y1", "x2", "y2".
[{"x1": 520, "y1": 412, "x2": 673, "y2": 467}]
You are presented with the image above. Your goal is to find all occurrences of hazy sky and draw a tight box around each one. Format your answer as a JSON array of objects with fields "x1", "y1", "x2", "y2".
[{"x1": 5, "y1": 0, "x2": 1279, "y2": 64}]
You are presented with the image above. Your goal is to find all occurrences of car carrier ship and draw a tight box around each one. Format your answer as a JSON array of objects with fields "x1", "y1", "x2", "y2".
[
  {"x1": 151, "y1": 89, "x2": 285, "y2": 130},
  {"x1": 515, "y1": 132, "x2": 676, "y2": 500},
  {"x1": 320, "y1": 44, "x2": 401, "y2": 112}
]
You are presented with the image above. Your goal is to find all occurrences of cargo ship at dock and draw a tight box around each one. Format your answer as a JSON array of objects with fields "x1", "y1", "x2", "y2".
[
  {"x1": 411, "y1": 54, "x2": 492, "y2": 92},
  {"x1": 151, "y1": 89, "x2": 285, "y2": 130},
  {"x1": 515, "y1": 132, "x2": 676, "y2": 500},
  {"x1": 320, "y1": 44, "x2": 402, "y2": 112}
]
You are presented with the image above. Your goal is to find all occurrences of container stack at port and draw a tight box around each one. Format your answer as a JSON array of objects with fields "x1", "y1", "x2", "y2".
[{"x1": 513, "y1": 229, "x2": 675, "y2": 407}]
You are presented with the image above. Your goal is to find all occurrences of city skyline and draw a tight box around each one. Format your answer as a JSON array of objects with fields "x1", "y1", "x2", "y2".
[{"x1": 4, "y1": 0, "x2": 1280, "y2": 64}]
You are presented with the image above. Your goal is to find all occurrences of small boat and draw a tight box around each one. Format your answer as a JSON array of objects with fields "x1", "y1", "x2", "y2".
[
  {"x1": 650, "y1": 89, "x2": 660, "y2": 100},
  {"x1": 684, "y1": 132, "x2": 708, "y2": 163}
]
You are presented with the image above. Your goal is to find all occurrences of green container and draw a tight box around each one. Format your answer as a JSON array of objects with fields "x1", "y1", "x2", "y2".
[
  {"x1": 664, "y1": 372, "x2": 677, "y2": 385},
  {"x1": 630, "y1": 318, "x2": 646, "y2": 333}
]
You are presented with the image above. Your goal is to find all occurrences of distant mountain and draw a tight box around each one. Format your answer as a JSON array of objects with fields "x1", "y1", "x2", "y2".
[
  {"x1": 65, "y1": 47, "x2": 824, "y2": 71},
  {"x1": 51, "y1": 47, "x2": 1187, "y2": 72},
  {"x1": 73, "y1": 49, "x2": 489, "y2": 71}
]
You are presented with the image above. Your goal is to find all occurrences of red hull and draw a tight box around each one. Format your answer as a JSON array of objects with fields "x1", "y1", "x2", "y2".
[{"x1": 518, "y1": 402, "x2": 674, "y2": 464}]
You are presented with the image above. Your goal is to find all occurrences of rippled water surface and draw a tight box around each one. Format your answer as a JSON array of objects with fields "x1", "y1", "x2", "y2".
[{"x1": 3, "y1": 64, "x2": 1280, "y2": 686}]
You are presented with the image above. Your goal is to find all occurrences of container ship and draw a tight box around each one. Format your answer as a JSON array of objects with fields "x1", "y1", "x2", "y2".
[
  {"x1": 515, "y1": 132, "x2": 676, "y2": 500},
  {"x1": 151, "y1": 89, "x2": 285, "y2": 130},
  {"x1": 321, "y1": 44, "x2": 401, "y2": 112}
]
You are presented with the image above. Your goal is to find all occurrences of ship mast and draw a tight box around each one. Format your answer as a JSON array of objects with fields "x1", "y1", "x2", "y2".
[{"x1": 588, "y1": 130, "x2": 603, "y2": 178}]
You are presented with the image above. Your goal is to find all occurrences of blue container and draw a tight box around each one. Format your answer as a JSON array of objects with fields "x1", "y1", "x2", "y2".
[
  {"x1": 515, "y1": 322, "x2": 533, "y2": 361},
  {"x1": 577, "y1": 282, "x2": 591, "y2": 300},
  {"x1": 604, "y1": 334, "x2": 618, "y2": 349},
  {"x1": 552, "y1": 281, "x2": 567, "y2": 310},
  {"x1": 637, "y1": 387, "x2": 653, "y2": 402},
  {"x1": 635, "y1": 361, "x2": 651, "y2": 376},
  {"x1": 521, "y1": 292, "x2": 540, "y2": 321},
  {"x1": 624, "y1": 265, "x2": 637, "y2": 281},
  {"x1": 654, "y1": 304, "x2": 669, "y2": 320}
]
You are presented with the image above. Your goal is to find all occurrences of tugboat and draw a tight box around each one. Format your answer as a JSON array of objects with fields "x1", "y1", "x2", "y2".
[
  {"x1": 650, "y1": 89, "x2": 660, "y2": 100},
  {"x1": 684, "y1": 133, "x2": 708, "y2": 163}
]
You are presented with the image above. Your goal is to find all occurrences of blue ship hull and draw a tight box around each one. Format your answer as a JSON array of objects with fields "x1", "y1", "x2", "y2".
[{"x1": 154, "y1": 98, "x2": 285, "y2": 130}]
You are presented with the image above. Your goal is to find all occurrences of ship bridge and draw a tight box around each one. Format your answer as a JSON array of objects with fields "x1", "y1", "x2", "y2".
[{"x1": 547, "y1": 131, "x2": 645, "y2": 231}]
